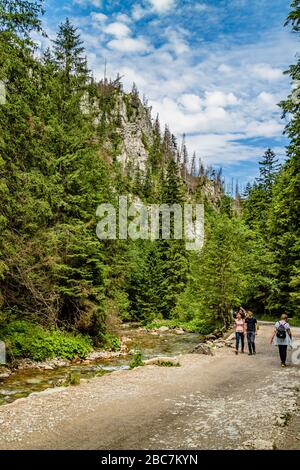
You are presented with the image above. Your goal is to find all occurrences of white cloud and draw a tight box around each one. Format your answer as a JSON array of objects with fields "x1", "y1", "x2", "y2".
[
  {"x1": 205, "y1": 91, "x2": 239, "y2": 108},
  {"x1": 257, "y1": 91, "x2": 280, "y2": 110},
  {"x1": 187, "y1": 133, "x2": 262, "y2": 165},
  {"x1": 252, "y1": 64, "x2": 283, "y2": 81},
  {"x1": 163, "y1": 28, "x2": 190, "y2": 55},
  {"x1": 194, "y1": 3, "x2": 210, "y2": 12},
  {"x1": 132, "y1": 5, "x2": 148, "y2": 21},
  {"x1": 245, "y1": 120, "x2": 284, "y2": 138},
  {"x1": 107, "y1": 37, "x2": 150, "y2": 53},
  {"x1": 179, "y1": 94, "x2": 203, "y2": 113},
  {"x1": 74, "y1": 0, "x2": 102, "y2": 6},
  {"x1": 115, "y1": 13, "x2": 132, "y2": 24},
  {"x1": 148, "y1": 0, "x2": 176, "y2": 13},
  {"x1": 90, "y1": 12, "x2": 107, "y2": 23},
  {"x1": 218, "y1": 64, "x2": 233, "y2": 74},
  {"x1": 104, "y1": 22, "x2": 131, "y2": 38}
]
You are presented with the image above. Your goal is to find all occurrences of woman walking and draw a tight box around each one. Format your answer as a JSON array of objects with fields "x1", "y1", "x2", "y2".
[
  {"x1": 235, "y1": 311, "x2": 245, "y2": 355},
  {"x1": 270, "y1": 314, "x2": 292, "y2": 367}
]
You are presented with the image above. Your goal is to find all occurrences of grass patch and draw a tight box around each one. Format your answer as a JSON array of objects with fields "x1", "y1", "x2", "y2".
[
  {"x1": 157, "y1": 361, "x2": 180, "y2": 367},
  {"x1": 96, "y1": 370, "x2": 108, "y2": 377},
  {"x1": 98, "y1": 333, "x2": 121, "y2": 351},
  {"x1": 64, "y1": 371, "x2": 81, "y2": 386},
  {"x1": 129, "y1": 351, "x2": 144, "y2": 369},
  {"x1": 0, "y1": 321, "x2": 92, "y2": 362}
]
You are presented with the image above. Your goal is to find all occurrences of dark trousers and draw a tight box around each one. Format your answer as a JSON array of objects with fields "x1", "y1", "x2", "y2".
[
  {"x1": 278, "y1": 345, "x2": 287, "y2": 365},
  {"x1": 247, "y1": 331, "x2": 256, "y2": 354},
  {"x1": 235, "y1": 332, "x2": 244, "y2": 352}
]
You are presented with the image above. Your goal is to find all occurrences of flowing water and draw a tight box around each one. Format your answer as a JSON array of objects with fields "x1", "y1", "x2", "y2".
[{"x1": 0, "y1": 325, "x2": 201, "y2": 406}]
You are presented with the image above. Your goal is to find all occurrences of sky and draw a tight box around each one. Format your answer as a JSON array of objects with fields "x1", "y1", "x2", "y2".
[{"x1": 38, "y1": 0, "x2": 298, "y2": 189}]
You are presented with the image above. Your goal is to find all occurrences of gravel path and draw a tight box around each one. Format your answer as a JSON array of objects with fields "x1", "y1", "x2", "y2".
[{"x1": 0, "y1": 323, "x2": 299, "y2": 450}]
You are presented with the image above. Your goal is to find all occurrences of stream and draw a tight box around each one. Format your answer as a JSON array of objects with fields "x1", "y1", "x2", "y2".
[{"x1": 0, "y1": 325, "x2": 201, "y2": 406}]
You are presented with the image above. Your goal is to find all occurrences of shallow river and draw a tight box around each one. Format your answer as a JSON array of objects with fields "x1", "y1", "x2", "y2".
[{"x1": 0, "y1": 325, "x2": 201, "y2": 406}]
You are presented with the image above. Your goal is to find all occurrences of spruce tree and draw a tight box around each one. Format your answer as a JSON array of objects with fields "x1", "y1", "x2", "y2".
[{"x1": 267, "y1": 3, "x2": 300, "y2": 316}]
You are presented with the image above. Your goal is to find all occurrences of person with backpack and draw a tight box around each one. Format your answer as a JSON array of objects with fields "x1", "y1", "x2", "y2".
[
  {"x1": 245, "y1": 310, "x2": 258, "y2": 355},
  {"x1": 270, "y1": 314, "x2": 293, "y2": 367}
]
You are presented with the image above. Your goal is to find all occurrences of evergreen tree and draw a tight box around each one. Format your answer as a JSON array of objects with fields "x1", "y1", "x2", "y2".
[
  {"x1": 0, "y1": 0, "x2": 44, "y2": 36},
  {"x1": 257, "y1": 149, "x2": 280, "y2": 195},
  {"x1": 53, "y1": 18, "x2": 89, "y2": 91},
  {"x1": 266, "y1": 4, "x2": 300, "y2": 316}
]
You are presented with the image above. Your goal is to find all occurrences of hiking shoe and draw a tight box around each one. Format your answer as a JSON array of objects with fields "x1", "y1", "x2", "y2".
[
  {"x1": 281, "y1": 363, "x2": 286, "y2": 368},
  {"x1": 248, "y1": 353, "x2": 252, "y2": 356},
  {"x1": 235, "y1": 350, "x2": 238, "y2": 355}
]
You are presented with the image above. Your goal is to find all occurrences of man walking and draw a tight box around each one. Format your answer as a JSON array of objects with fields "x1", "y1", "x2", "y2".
[{"x1": 245, "y1": 311, "x2": 258, "y2": 355}]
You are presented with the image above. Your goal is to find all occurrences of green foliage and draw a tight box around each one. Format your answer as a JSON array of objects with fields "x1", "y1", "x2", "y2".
[
  {"x1": 240, "y1": 4, "x2": 300, "y2": 318},
  {"x1": 129, "y1": 351, "x2": 144, "y2": 369},
  {"x1": 99, "y1": 333, "x2": 121, "y2": 351},
  {"x1": 1, "y1": 321, "x2": 92, "y2": 361},
  {"x1": 157, "y1": 361, "x2": 180, "y2": 367},
  {"x1": 1, "y1": 0, "x2": 298, "y2": 353},
  {"x1": 65, "y1": 371, "x2": 81, "y2": 386},
  {"x1": 0, "y1": 0, "x2": 45, "y2": 36}
]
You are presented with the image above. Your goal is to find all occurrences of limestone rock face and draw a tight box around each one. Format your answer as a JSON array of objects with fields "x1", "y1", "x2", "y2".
[{"x1": 116, "y1": 96, "x2": 153, "y2": 171}]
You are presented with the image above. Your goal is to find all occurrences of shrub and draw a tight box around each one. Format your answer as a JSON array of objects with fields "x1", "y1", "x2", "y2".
[
  {"x1": 99, "y1": 333, "x2": 121, "y2": 351},
  {"x1": 129, "y1": 351, "x2": 144, "y2": 369},
  {"x1": 1, "y1": 321, "x2": 92, "y2": 362}
]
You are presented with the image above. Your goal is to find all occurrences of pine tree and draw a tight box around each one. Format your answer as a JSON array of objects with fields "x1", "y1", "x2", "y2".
[
  {"x1": 266, "y1": 5, "x2": 300, "y2": 316},
  {"x1": 257, "y1": 149, "x2": 280, "y2": 195},
  {"x1": 162, "y1": 158, "x2": 184, "y2": 204},
  {"x1": 53, "y1": 18, "x2": 89, "y2": 92}
]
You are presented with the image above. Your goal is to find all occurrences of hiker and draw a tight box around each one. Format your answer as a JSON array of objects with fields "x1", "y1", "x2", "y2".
[
  {"x1": 245, "y1": 310, "x2": 258, "y2": 355},
  {"x1": 238, "y1": 306, "x2": 247, "y2": 319},
  {"x1": 270, "y1": 314, "x2": 293, "y2": 367},
  {"x1": 235, "y1": 311, "x2": 245, "y2": 355}
]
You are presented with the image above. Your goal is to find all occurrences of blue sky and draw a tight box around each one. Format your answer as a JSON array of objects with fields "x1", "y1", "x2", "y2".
[{"x1": 39, "y1": 0, "x2": 298, "y2": 189}]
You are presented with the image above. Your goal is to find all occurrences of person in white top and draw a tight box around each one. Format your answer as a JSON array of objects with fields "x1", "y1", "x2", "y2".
[
  {"x1": 235, "y1": 312, "x2": 246, "y2": 355},
  {"x1": 270, "y1": 314, "x2": 293, "y2": 367}
]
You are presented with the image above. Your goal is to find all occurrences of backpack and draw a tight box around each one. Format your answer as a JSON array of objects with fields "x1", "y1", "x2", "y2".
[{"x1": 276, "y1": 322, "x2": 287, "y2": 339}]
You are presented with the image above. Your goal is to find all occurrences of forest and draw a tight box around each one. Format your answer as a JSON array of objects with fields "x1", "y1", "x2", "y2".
[{"x1": 0, "y1": 0, "x2": 299, "y2": 362}]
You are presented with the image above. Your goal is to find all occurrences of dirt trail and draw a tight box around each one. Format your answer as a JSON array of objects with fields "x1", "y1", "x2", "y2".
[{"x1": 0, "y1": 323, "x2": 299, "y2": 450}]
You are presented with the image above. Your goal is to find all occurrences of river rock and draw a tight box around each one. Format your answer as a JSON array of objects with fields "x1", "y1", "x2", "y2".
[
  {"x1": 121, "y1": 336, "x2": 133, "y2": 344},
  {"x1": 191, "y1": 343, "x2": 214, "y2": 356},
  {"x1": 158, "y1": 326, "x2": 169, "y2": 332},
  {"x1": 242, "y1": 438, "x2": 274, "y2": 450},
  {"x1": 173, "y1": 328, "x2": 185, "y2": 335},
  {"x1": 0, "y1": 372, "x2": 11, "y2": 379},
  {"x1": 43, "y1": 365, "x2": 54, "y2": 370},
  {"x1": 205, "y1": 334, "x2": 217, "y2": 341}
]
